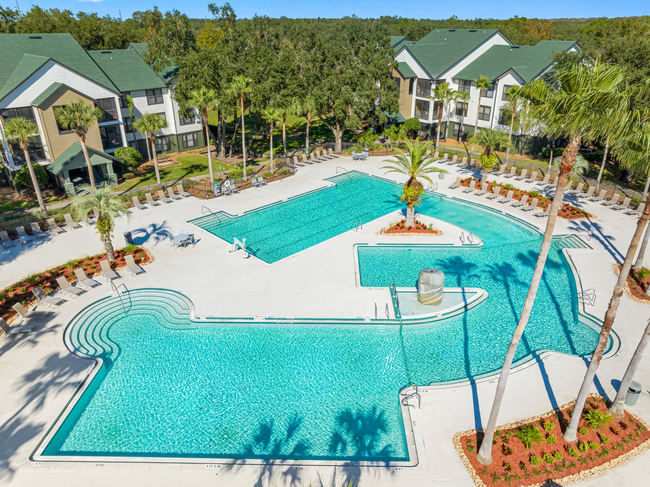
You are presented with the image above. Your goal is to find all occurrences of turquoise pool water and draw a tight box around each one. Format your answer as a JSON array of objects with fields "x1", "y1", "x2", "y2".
[{"x1": 42, "y1": 172, "x2": 606, "y2": 462}]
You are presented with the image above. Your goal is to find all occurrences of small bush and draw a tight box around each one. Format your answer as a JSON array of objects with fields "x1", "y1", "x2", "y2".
[
  {"x1": 514, "y1": 426, "x2": 544, "y2": 449},
  {"x1": 553, "y1": 451, "x2": 563, "y2": 461},
  {"x1": 529, "y1": 455, "x2": 541, "y2": 466},
  {"x1": 542, "y1": 420, "x2": 555, "y2": 432},
  {"x1": 503, "y1": 461, "x2": 512, "y2": 472},
  {"x1": 584, "y1": 409, "x2": 613, "y2": 430},
  {"x1": 502, "y1": 444, "x2": 513, "y2": 456},
  {"x1": 578, "y1": 427, "x2": 589, "y2": 435},
  {"x1": 123, "y1": 172, "x2": 136, "y2": 180},
  {"x1": 543, "y1": 453, "x2": 555, "y2": 464},
  {"x1": 600, "y1": 434, "x2": 611, "y2": 445},
  {"x1": 589, "y1": 441, "x2": 599, "y2": 450},
  {"x1": 567, "y1": 446, "x2": 581, "y2": 458},
  {"x1": 277, "y1": 168, "x2": 291, "y2": 176},
  {"x1": 261, "y1": 171, "x2": 273, "y2": 178},
  {"x1": 123, "y1": 244, "x2": 139, "y2": 254},
  {"x1": 467, "y1": 445, "x2": 475, "y2": 453},
  {"x1": 546, "y1": 434, "x2": 557, "y2": 445},
  {"x1": 578, "y1": 441, "x2": 589, "y2": 453}
]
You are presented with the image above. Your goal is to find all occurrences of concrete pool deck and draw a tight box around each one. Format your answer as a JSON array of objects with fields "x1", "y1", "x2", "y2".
[{"x1": 0, "y1": 155, "x2": 649, "y2": 486}]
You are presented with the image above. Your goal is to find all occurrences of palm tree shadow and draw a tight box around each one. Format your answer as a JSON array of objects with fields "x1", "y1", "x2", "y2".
[
  {"x1": 130, "y1": 220, "x2": 174, "y2": 246},
  {"x1": 567, "y1": 219, "x2": 623, "y2": 262}
]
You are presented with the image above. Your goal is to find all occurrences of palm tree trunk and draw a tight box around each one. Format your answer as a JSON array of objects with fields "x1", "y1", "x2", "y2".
[
  {"x1": 547, "y1": 150, "x2": 554, "y2": 174},
  {"x1": 564, "y1": 198, "x2": 650, "y2": 443},
  {"x1": 282, "y1": 113, "x2": 288, "y2": 161},
  {"x1": 145, "y1": 131, "x2": 152, "y2": 161},
  {"x1": 460, "y1": 113, "x2": 466, "y2": 143},
  {"x1": 609, "y1": 318, "x2": 650, "y2": 418},
  {"x1": 79, "y1": 136, "x2": 96, "y2": 188},
  {"x1": 204, "y1": 113, "x2": 214, "y2": 184},
  {"x1": 435, "y1": 103, "x2": 443, "y2": 149},
  {"x1": 445, "y1": 101, "x2": 453, "y2": 142},
  {"x1": 229, "y1": 111, "x2": 239, "y2": 158},
  {"x1": 220, "y1": 111, "x2": 226, "y2": 158},
  {"x1": 634, "y1": 224, "x2": 650, "y2": 271},
  {"x1": 306, "y1": 112, "x2": 311, "y2": 151},
  {"x1": 477, "y1": 137, "x2": 578, "y2": 465},
  {"x1": 269, "y1": 123, "x2": 275, "y2": 173},
  {"x1": 509, "y1": 105, "x2": 516, "y2": 143},
  {"x1": 596, "y1": 138, "x2": 609, "y2": 191},
  {"x1": 405, "y1": 204, "x2": 416, "y2": 227},
  {"x1": 150, "y1": 136, "x2": 161, "y2": 186},
  {"x1": 643, "y1": 175, "x2": 650, "y2": 199},
  {"x1": 474, "y1": 92, "x2": 483, "y2": 134},
  {"x1": 240, "y1": 95, "x2": 247, "y2": 181},
  {"x1": 102, "y1": 232, "x2": 116, "y2": 262},
  {"x1": 22, "y1": 148, "x2": 47, "y2": 215}
]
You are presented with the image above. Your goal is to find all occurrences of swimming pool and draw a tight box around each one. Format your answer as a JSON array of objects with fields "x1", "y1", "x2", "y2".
[{"x1": 39, "y1": 172, "x2": 609, "y2": 463}]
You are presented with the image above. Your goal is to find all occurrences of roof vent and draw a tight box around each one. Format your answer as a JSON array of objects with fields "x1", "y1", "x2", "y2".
[
  {"x1": 29, "y1": 36, "x2": 42, "y2": 40},
  {"x1": 469, "y1": 30, "x2": 477, "y2": 32},
  {"x1": 448, "y1": 29, "x2": 456, "y2": 32},
  {"x1": 101, "y1": 51, "x2": 112, "y2": 54}
]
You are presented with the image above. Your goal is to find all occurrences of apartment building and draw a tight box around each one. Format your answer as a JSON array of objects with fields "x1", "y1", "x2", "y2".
[
  {"x1": 0, "y1": 34, "x2": 204, "y2": 195},
  {"x1": 391, "y1": 29, "x2": 579, "y2": 140}
]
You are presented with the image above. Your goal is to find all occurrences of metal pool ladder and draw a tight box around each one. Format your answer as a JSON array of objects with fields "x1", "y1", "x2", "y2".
[
  {"x1": 349, "y1": 220, "x2": 363, "y2": 232},
  {"x1": 110, "y1": 281, "x2": 131, "y2": 314},
  {"x1": 201, "y1": 206, "x2": 220, "y2": 226},
  {"x1": 401, "y1": 385, "x2": 421, "y2": 409},
  {"x1": 460, "y1": 232, "x2": 475, "y2": 244}
]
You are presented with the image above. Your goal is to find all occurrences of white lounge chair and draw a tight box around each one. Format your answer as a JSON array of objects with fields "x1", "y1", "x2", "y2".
[
  {"x1": 32, "y1": 287, "x2": 64, "y2": 308},
  {"x1": 511, "y1": 195, "x2": 530, "y2": 208},
  {"x1": 168, "y1": 187, "x2": 182, "y2": 200},
  {"x1": 536, "y1": 174, "x2": 551, "y2": 186},
  {"x1": 125, "y1": 255, "x2": 144, "y2": 276},
  {"x1": 30, "y1": 222, "x2": 48, "y2": 239},
  {"x1": 525, "y1": 171, "x2": 538, "y2": 183},
  {"x1": 74, "y1": 268, "x2": 100, "y2": 289},
  {"x1": 449, "y1": 177, "x2": 462, "y2": 190},
  {"x1": 329, "y1": 149, "x2": 339, "y2": 158},
  {"x1": 474, "y1": 184, "x2": 487, "y2": 196},
  {"x1": 534, "y1": 205, "x2": 551, "y2": 218},
  {"x1": 462, "y1": 180, "x2": 476, "y2": 193},
  {"x1": 132, "y1": 196, "x2": 147, "y2": 210},
  {"x1": 9, "y1": 303, "x2": 47, "y2": 334},
  {"x1": 229, "y1": 180, "x2": 240, "y2": 193},
  {"x1": 502, "y1": 167, "x2": 517, "y2": 179},
  {"x1": 546, "y1": 176, "x2": 559, "y2": 188},
  {"x1": 47, "y1": 218, "x2": 64, "y2": 235},
  {"x1": 580, "y1": 186, "x2": 596, "y2": 198},
  {"x1": 514, "y1": 169, "x2": 528, "y2": 181},
  {"x1": 486, "y1": 186, "x2": 502, "y2": 200},
  {"x1": 521, "y1": 198, "x2": 539, "y2": 212},
  {"x1": 493, "y1": 164, "x2": 506, "y2": 176},
  {"x1": 64, "y1": 213, "x2": 79, "y2": 230},
  {"x1": 612, "y1": 197, "x2": 631, "y2": 211},
  {"x1": 293, "y1": 156, "x2": 304, "y2": 167},
  {"x1": 15, "y1": 226, "x2": 33, "y2": 244},
  {"x1": 602, "y1": 193, "x2": 621, "y2": 206},
  {"x1": 625, "y1": 203, "x2": 645, "y2": 216},
  {"x1": 498, "y1": 190, "x2": 515, "y2": 204},
  {"x1": 0, "y1": 230, "x2": 16, "y2": 248},
  {"x1": 589, "y1": 189, "x2": 607, "y2": 202},
  {"x1": 176, "y1": 184, "x2": 191, "y2": 197},
  {"x1": 146, "y1": 193, "x2": 161, "y2": 206},
  {"x1": 100, "y1": 260, "x2": 119, "y2": 282},
  {"x1": 157, "y1": 190, "x2": 173, "y2": 204},
  {"x1": 566, "y1": 183, "x2": 584, "y2": 195},
  {"x1": 56, "y1": 277, "x2": 84, "y2": 297}
]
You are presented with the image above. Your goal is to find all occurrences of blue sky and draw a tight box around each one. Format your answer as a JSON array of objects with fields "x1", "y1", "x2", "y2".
[{"x1": 11, "y1": 0, "x2": 648, "y2": 20}]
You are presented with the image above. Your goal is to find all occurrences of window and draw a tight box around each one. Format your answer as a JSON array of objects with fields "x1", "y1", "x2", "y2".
[
  {"x1": 179, "y1": 112, "x2": 196, "y2": 126},
  {"x1": 99, "y1": 125, "x2": 123, "y2": 150},
  {"x1": 128, "y1": 140, "x2": 139, "y2": 150},
  {"x1": 181, "y1": 132, "x2": 198, "y2": 149},
  {"x1": 124, "y1": 117, "x2": 134, "y2": 133},
  {"x1": 432, "y1": 101, "x2": 440, "y2": 119},
  {"x1": 155, "y1": 112, "x2": 167, "y2": 122},
  {"x1": 455, "y1": 102, "x2": 468, "y2": 117},
  {"x1": 52, "y1": 105, "x2": 74, "y2": 133},
  {"x1": 1, "y1": 107, "x2": 36, "y2": 124},
  {"x1": 502, "y1": 85, "x2": 513, "y2": 101},
  {"x1": 155, "y1": 136, "x2": 170, "y2": 153},
  {"x1": 416, "y1": 79, "x2": 432, "y2": 98},
  {"x1": 478, "y1": 105, "x2": 491, "y2": 122},
  {"x1": 498, "y1": 109, "x2": 509, "y2": 125},
  {"x1": 146, "y1": 89, "x2": 164, "y2": 105},
  {"x1": 408, "y1": 78, "x2": 414, "y2": 95},
  {"x1": 414, "y1": 99, "x2": 430, "y2": 120},
  {"x1": 120, "y1": 94, "x2": 129, "y2": 109},
  {"x1": 481, "y1": 84, "x2": 495, "y2": 99},
  {"x1": 96, "y1": 98, "x2": 118, "y2": 121},
  {"x1": 9, "y1": 137, "x2": 45, "y2": 165},
  {"x1": 394, "y1": 77, "x2": 401, "y2": 92},
  {"x1": 458, "y1": 80, "x2": 471, "y2": 93},
  {"x1": 453, "y1": 123, "x2": 465, "y2": 139}
]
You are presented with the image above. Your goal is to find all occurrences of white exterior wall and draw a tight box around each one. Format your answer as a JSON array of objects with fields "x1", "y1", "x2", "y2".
[{"x1": 169, "y1": 80, "x2": 201, "y2": 136}]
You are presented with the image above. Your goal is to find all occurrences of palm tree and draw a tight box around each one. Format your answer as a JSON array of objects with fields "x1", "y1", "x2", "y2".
[
  {"x1": 188, "y1": 87, "x2": 219, "y2": 184},
  {"x1": 54, "y1": 100, "x2": 104, "y2": 188},
  {"x1": 429, "y1": 82, "x2": 456, "y2": 149},
  {"x1": 3, "y1": 117, "x2": 47, "y2": 214},
  {"x1": 476, "y1": 63, "x2": 631, "y2": 464},
  {"x1": 380, "y1": 140, "x2": 448, "y2": 227},
  {"x1": 445, "y1": 90, "x2": 459, "y2": 143},
  {"x1": 467, "y1": 128, "x2": 511, "y2": 170},
  {"x1": 226, "y1": 75, "x2": 253, "y2": 181},
  {"x1": 133, "y1": 113, "x2": 168, "y2": 187},
  {"x1": 72, "y1": 183, "x2": 128, "y2": 262},
  {"x1": 262, "y1": 107, "x2": 282, "y2": 173},
  {"x1": 505, "y1": 85, "x2": 521, "y2": 144},
  {"x1": 292, "y1": 96, "x2": 318, "y2": 151},
  {"x1": 455, "y1": 91, "x2": 471, "y2": 142},
  {"x1": 473, "y1": 75, "x2": 493, "y2": 135}
]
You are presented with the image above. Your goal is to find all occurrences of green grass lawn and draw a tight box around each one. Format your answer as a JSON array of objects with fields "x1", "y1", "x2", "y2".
[
  {"x1": 0, "y1": 196, "x2": 67, "y2": 215},
  {"x1": 117, "y1": 155, "x2": 232, "y2": 191}
]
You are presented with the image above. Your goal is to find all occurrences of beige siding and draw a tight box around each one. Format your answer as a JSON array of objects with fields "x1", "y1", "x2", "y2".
[
  {"x1": 392, "y1": 70, "x2": 413, "y2": 120},
  {"x1": 37, "y1": 87, "x2": 103, "y2": 161}
]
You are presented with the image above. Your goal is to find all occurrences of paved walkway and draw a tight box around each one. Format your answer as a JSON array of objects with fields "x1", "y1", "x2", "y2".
[{"x1": 0, "y1": 156, "x2": 648, "y2": 486}]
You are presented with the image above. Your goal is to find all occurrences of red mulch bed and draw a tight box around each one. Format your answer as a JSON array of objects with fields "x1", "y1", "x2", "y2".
[
  {"x1": 0, "y1": 246, "x2": 151, "y2": 323},
  {"x1": 457, "y1": 396, "x2": 650, "y2": 486},
  {"x1": 615, "y1": 264, "x2": 650, "y2": 302},
  {"x1": 460, "y1": 178, "x2": 593, "y2": 220},
  {"x1": 384, "y1": 219, "x2": 442, "y2": 235}
]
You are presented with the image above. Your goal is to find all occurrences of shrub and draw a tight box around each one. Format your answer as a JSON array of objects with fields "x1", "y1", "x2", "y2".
[
  {"x1": 529, "y1": 455, "x2": 541, "y2": 466},
  {"x1": 403, "y1": 117, "x2": 421, "y2": 138},
  {"x1": 277, "y1": 168, "x2": 292, "y2": 175},
  {"x1": 114, "y1": 146, "x2": 143, "y2": 168},
  {"x1": 600, "y1": 434, "x2": 611, "y2": 445},
  {"x1": 467, "y1": 445, "x2": 475, "y2": 453},
  {"x1": 122, "y1": 172, "x2": 136, "y2": 180},
  {"x1": 261, "y1": 171, "x2": 273, "y2": 178},
  {"x1": 578, "y1": 441, "x2": 589, "y2": 453},
  {"x1": 543, "y1": 453, "x2": 555, "y2": 464},
  {"x1": 123, "y1": 244, "x2": 139, "y2": 254},
  {"x1": 0, "y1": 292, "x2": 7, "y2": 303},
  {"x1": 542, "y1": 420, "x2": 555, "y2": 432},
  {"x1": 25, "y1": 274, "x2": 38, "y2": 285},
  {"x1": 578, "y1": 427, "x2": 589, "y2": 435},
  {"x1": 567, "y1": 446, "x2": 581, "y2": 458},
  {"x1": 553, "y1": 451, "x2": 563, "y2": 461},
  {"x1": 546, "y1": 434, "x2": 557, "y2": 445},
  {"x1": 583, "y1": 409, "x2": 613, "y2": 430},
  {"x1": 589, "y1": 441, "x2": 599, "y2": 450},
  {"x1": 15, "y1": 163, "x2": 49, "y2": 189},
  {"x1": 514, "y1": 426, "x2": 544, "y2": 449}
]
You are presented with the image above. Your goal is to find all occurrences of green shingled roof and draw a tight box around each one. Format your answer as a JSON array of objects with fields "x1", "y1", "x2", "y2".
[
  {"x1": 88, "y1": 49, "x2": 166, "y2": 92},
  {"x1": 396, "y1": 62, "x2": 416, "y2": 78},
  {"x1": 396, "y1": 29, "x2": 504, "y2": 80},
  {"x1": 47, "y1": 141, "x2": 120, "y2": 175},
  {"x1": 391, "y1": 36, "x2": 407, "y2": 48},
  {"x1": 129, "y1": 43, "x2": 178, "y2": 84},
  {"x1": 0, "y1": 34, "x2": 118, "y2": 101},
  {"x1": 454, "y1": 41, "x2": 578, "y2": 83},
  {"x1": 31, "y1": 82, "x2": 64, "y2": 107}
]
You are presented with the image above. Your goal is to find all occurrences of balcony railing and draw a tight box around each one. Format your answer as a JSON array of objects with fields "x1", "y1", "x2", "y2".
[
  {"x1": 415, "y1": 109, "x2": 429, "y2": 120},
  {"x1": 100, "y1": 109, "x2": 118, "y2": 122}
]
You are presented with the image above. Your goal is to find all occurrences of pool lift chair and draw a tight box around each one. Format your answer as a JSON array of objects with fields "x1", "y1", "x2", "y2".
[{"x1": 229, "y1": 237, "x2": 250, "y2": 258}]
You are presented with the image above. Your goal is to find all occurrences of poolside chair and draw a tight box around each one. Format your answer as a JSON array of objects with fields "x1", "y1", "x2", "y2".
[
  {"x1": 145, "y1": 193, "x2": 160, "y2": 206},
  {"x1": 251, "y1": 177, "x2": 260, "y2": 188},
  {"x1": 100, "y1": 260, "x2": 119, "y2": 282},
  {"x1": 474, "y1": 184, "x2": 487, "y2": 196},
  {"x1": 176, "y1": 184, "x2": 191, "y2": 198},
  {"x1": 514, "y1": 169, "x2": 528, "y2": 181},
  {"x1": 432, "y1": 151, "x2": 439, "y2": 159},
  {"x1": 534, "y1": 205, "x2": 551, "y2": 218},
  {"x1": 310, "y1": 153, "x2": 319, "y2": 164},
  {"x1": 32, "y1": 287, "x2": 64, "y2": 308},
  {"x1": 257, "y1": 176, "x2": 267, "y2": 186},
  {"x1": 580, "y1": 186, "x2": 596, "y2": 198},
  {"x1": 74, "y1": 268, "x2": 100, "y2": 290},
  {"x1": 132, "y1": 196, "x2": 147, "y2": 210},
  {"x1": 502, "y1": 167, "x2": 517, "y2": 179},
  {"x1": 521, "y1": 198, "x2": 539, "y2": 212},
  {"x1": 446, "y1": 155, "x2": 458, "y2": 165},
  {"x1": 168, "y1": 187, "x2": 182, "y2": 200},
  {"x1": 64, "y1": 213, "x2": 78, "y2": 230},
  {"x1": 602, "y1": 193, "x2": 621, "y2": 207},
  {"x1": 511, "y1": 195, "x2": 530, "y2": 208},
  {"x1": 329, "y1": 149, "x2": 340, "y2": 158},
  {"x1": 625, "y1": 203, "x2": 645, "y2": 216},
  {"x1": 493, "y1": 164, "x2": 506, "y2": 176},
  {"x1": 460, "y1": 156, "x2": 468, "y2": 166},
  {"x1": 497, "y1": 190, "x2": 514, "y2": 204},
  {"x1": 462, "y1": 180, "x2": 476, "y2": 194},
  {"x1": 125, "y1": 254, "x2": 144, "y2": 276},
  {"x1": 293, "y1": 156, "x2": 304, "y2": 167},
  {"x1": 222, "y1": 180, "x2": 232, "y2": 196},
  {"x1": 536, "y1": 173, "x2": 551, "y2": 186},
  {"x1": 0, "y1": 230, "x2": 16, "y2": 248},
  {"x1": 157, "y1": 190, "x2": 173, "y2": 204},
  {"x1": 229, "y1": 180, "x2": 240, "y2": 193},
  {"x1": 46, "y1": 218, "x2": 65, "y2": 235},
  {"x1": 213, "y1": 184, "x2": 223, "y2": 197},
  {"x1": 545, "y1": 176, "x2": 559, "y2": 188},
  {"x1": 449, "y1": 177, "x2": 462, "y2": 190},
  {"x1": 15, "y1": 226, "x2": 33, "y2": 244},
  {"x1": 525, "y1": 171, "x2": 538, "y2": 183},
  {"x1": 56, "y1": 277, "x2": 84, "y2": 297},
  {"x1": 302, "y1": 154, "x2": 312, "y2": 164},
  {"x1": 322, "y1": 150, "x2": 335, "y2": 160},
  {"x1": 589, "y1": 189, "x2": 607, "y2": 202},
  {"x1": 566, "y1": 182, "x2": 584, "y2": 195},
  {"x1": 612, "y1": 197, "x2": 631, "y2": 211},
  {"x1": 10, "y1": 303, "x2": 47, "y2": 333},
  {"x1": 314, "y1": 151, "x2": 325, "y2": 161},
  {"x1": 30, "y1": 222, "x2": 48, "y2": 239},
  {"x1": 486, "y1": 186, "x2": 502, "y2": 200}
]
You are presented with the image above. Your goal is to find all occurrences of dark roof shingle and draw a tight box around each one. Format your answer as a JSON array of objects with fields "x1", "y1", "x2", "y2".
[{"x1": 88, "y1": 49, "x2": 166, "y2": 92}]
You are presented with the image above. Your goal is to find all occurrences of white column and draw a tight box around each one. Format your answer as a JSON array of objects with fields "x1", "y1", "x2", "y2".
[{"x1": 31, "y1": 106, "x2": 51, "y2": 162}]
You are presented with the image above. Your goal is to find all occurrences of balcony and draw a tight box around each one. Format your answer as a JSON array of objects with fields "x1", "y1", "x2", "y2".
[{"x1": 100, "y1": 125, "x2": 123, "y2": 151}]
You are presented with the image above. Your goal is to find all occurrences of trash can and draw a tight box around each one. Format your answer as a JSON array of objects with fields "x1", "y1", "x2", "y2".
[
  {"x1": 625, "y1": 381, "x2": 642, "y2": 406},
  {"x1": 123, "y1": 231, "x2": 133, "y2": 246},
  {"x1": 438, "y1": 172, "x2": 445, "y2": 180}
]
